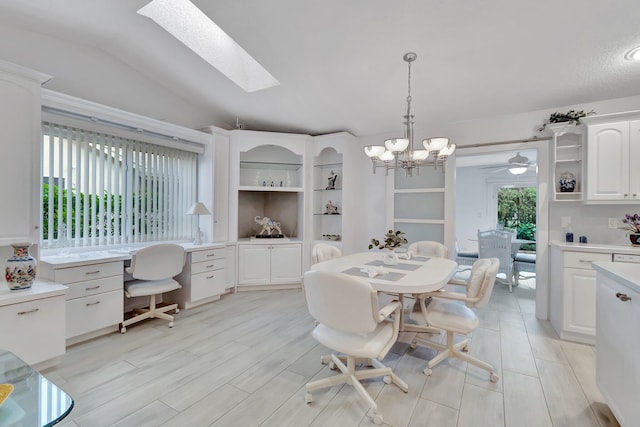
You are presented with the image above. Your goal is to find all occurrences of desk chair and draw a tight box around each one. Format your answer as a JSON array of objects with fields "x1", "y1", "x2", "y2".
[
  {"x1": 478, "y1": 229, "x2": 514, "y2": 291},
  {"x1": 303, "y1": 270, "x2": 408, "y2": 425},
  {"x1": 120, "y1": 244, "x2": 186, "y2": 333},
  {"x1": 406, "y1": 241, "x2": 449, "y2": 259},
  {"x1": 411, "y1": 258, "x2": 500, "y2": 382},
  {"x1": 311, "y1": 243, "x2": 342, "y2": 264}
]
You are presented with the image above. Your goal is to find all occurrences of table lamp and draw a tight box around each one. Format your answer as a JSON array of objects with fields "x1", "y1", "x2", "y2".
[{"x1": 186, "y1": 202, "x2": 211, "y2": 245}]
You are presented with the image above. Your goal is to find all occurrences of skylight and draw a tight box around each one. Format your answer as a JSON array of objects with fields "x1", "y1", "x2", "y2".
[{"x1": 138, "y1": 0, "x2": 280, "y2": 92}]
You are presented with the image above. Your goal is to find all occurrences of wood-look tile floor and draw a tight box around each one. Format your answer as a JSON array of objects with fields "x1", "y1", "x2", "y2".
[{"x1": 47, "y1": 276, "x2": 621, "y2": 427}]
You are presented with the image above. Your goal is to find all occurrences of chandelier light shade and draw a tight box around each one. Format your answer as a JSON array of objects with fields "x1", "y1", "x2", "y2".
[{"x1": 363, "y1": 52, "x2": 455, "y2": 175}]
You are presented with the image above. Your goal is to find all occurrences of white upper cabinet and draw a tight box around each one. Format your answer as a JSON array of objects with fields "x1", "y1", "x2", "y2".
[
  {"x1": 0, "y1": 61, "x2": 50, "y2": 246},
  {"x1": 582, "y1": 112, "x2": 640, "y2": 203}
]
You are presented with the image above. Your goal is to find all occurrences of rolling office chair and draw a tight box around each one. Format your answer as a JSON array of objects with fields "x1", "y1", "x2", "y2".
[
  {"x1": 311, "y1": 243, "x2": 342, "y2": 264},
  {"x1": 120, "y1": 244, "x2": 186, "y2": 333},
  {"x1": 411, "y1": 258, "x2": 500, "y2": 382},
  {"x1": 303, "y1": 270, "x2": 408, "y2": 425}
]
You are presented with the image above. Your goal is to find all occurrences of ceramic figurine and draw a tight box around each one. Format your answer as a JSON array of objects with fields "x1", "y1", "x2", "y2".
[{"x1": 326, "y1": 170, "x2": 337, "y2": 190}]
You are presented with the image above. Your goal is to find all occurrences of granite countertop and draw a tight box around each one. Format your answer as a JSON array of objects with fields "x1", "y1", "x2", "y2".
[
  {"x1": 549, "y1": 240, "x2": 640, "y2": 254},
  {"x1": 593, "y1": 261, "x2": 640, "y2": 293}
]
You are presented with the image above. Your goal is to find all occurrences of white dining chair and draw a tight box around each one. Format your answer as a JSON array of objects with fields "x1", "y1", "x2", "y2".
[
  {"x1": 407, "y1": 241, "x2": 449, "y2": 259},
  {"x1": 311, "y1": 243, "x2": 342, "y2": 264},
  {"x1": 303, "y1": 270, "x2": 408, "y2": 425},
  {"x1": 477, "y1": 229, "x2": 514, "y2": 291}
]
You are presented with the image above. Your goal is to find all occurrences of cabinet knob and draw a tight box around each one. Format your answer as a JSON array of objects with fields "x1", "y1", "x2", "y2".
[
  {"x1": 615, "y1": 292, "x2": 632, "y2": 302},
  {"x1": 624, "y1": 193, "x2": 629, "y2": 197},
  {"x1": 633, "y1": 193, "x2": 638, "y2": 197}
]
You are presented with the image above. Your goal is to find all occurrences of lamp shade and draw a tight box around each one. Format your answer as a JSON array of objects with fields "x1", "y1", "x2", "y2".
[
  {"x1": 438, "y1": 143, "x2": 456, "y2": 157},
  {"x1": 508, "y1": 166, "x2": 527, "y2": 175},
  {"x1": 384, "y1": 138, "x2": 409, "y2": 152},
  {"x1": 379, "y1": 151, "x2": 395, "y2": 161},
  {"x1": 185, "y1": 202, "x2": 211, "y2": 215},
  {"x1": 364, "y1": 145, "x2": 386, "y2": 158},
  {"x1": 423, "y1": 137, "x2": 449, "y2": 152}
]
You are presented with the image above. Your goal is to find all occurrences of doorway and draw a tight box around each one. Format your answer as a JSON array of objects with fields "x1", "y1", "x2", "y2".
[{"x1": 453, "y1": 142, "x2": 550, "y2": 320}]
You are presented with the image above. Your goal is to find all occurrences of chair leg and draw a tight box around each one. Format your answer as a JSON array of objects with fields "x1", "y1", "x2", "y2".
[
  {"x1": 120, "y1": 294, "x2": 178, "y2": 333},
  {"x1": 424, "y1": 331, "x2": 498, "y2": 382}
]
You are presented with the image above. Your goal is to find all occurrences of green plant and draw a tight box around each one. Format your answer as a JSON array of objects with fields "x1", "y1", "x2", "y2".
[
  {"x1": 538, "y1": 109, "x2": 595, "y2": 131},
  {"x1": 369, "y1": 229, "x2": 408, "y2": 250}
]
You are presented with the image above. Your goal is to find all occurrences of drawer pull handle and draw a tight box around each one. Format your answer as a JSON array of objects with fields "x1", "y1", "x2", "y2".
[
  {"x1": 85, "y1": 285, "x2": 100, "y2": 291},
  {"x1": 578, "y1": 260, "x2": 593, "y2": 264},
  {"x1": 85, "y1": 270, "x2": 101, "y2": 275},
  {"x1": 206, "y1": 264, "x2": 215, "y2": 268},
  {"x1": 17, "y1": 308, "x2": 39, "y2": 315},
  {"x1": 86, "y1": 301, "x2": 101, "y2": 306},
  {"x1": 616, "y1": 292, "x2": 632, "y2": 302},
  {"x1": 206, "y1": 254, "x2": 216, "y2": 257},
  {"x1": 206, "y1": 275, "x2": 215, "y2": 279}
]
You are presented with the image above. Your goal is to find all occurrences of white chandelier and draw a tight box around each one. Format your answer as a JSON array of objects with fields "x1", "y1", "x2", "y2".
[{"x1": 364, "y1": 52, "x2": 455, "y2": 175}]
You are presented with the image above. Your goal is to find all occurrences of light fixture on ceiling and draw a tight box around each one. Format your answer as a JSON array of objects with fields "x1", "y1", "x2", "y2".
[
  {"x1": 508, "y1": 152, "x2": 529, "y2": 175},
  {"x1": 137, "y1": 0, "x2": 279, "y2": 93},
  {"x1": 363, "y1": 52, "x2": 455, "y2": 175},
  {"x1": 624, "y1": 46, "x2": 640, "y2": 61}
]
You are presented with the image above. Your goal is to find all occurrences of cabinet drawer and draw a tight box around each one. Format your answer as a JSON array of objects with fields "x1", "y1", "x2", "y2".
[
  {"x1": 54, "y1": 261, "x2": 123, "y2": 284},
  {"x1": 66, "y1": 289, "x2": 123, "y2": 339},
  {"x1": 564, "y1": 252, "x2": 611, "y2": 269},
  {"x1": 191, "y1": 259, "x2": 224, "y2": 275},
  {"x1": 191, "y1": 270, "x2": 225, "y2": 301},
  {"x1": 0, "y1": 295, "x2": 66, "y2": 365},
  {"x1": 65, "y1": 275, "x2": 123, "y2": 300},
  {"x1": 191, "y1": 249, "x2": 224, "y2": 263}
]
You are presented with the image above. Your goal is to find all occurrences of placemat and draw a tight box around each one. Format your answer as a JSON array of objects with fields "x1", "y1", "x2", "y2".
[
  {"x1": 341, "y1": 267, "x2": 406, "y2": 282},
  {"x1": 365, "y1": 260, "x2": 421, "y2": 271}
]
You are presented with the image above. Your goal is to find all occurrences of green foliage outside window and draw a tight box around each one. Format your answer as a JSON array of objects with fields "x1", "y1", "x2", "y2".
[{"x1": 498, "y1": 187, "x2": 536, "y2": 251}]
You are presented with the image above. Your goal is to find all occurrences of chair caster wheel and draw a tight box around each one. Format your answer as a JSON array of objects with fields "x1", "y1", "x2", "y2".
[
  {"x1": 373, "y1": 413, "x2": 383, "y2": 425},
  {"x1": 169, "y1": 321, "x2": 174, "y2": 328},
  {"x1": 320, "y1": 355, "x2": 329, "y2": 365},
  {"x1": 462, "y1": 345, "x2": 469, "y2": 352},
  {"x1": 383, "y1": 375, "x2": 391, "y2": 384},
  {"x1": 175, "y1": 308, "x2": 180, "y2": 314},
  {"x1": 410, "y1": 341, "x2": 417, "y2": 349},
  {"x1": 305, "y1": 392, "x2": 313, "y2": 404},
  {"x1": 329, "y1": 361, "x2": 337, "y2": 370},
  {"x1": 423, "y1": 368, "x2": 433, "y2": 376},
  {"x1": 490, "y1": 372, "x2": 499, "y2": 383},
  {"x1": 120, "y1": 326, "x2": 126, "y2": 334}
]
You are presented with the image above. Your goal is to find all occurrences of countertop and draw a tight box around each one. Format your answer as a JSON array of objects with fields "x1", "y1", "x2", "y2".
[
  {"x1": 549, "y1": 240, "x2": 640, "y2": 254},
  {"x1": 0, "y1": 279, "x2": 67, "y2": 307},
  {"x1": 593, "y1": 261, "x2": 640, "y2": 293},
  {"x1": 41, "y1": 242, "x2": 226, "y2": 268}
]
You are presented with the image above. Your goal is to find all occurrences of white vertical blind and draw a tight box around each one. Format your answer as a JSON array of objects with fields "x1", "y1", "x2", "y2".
[{"x1": 42, "y1": 121, "x2": 197, "y2": 247}]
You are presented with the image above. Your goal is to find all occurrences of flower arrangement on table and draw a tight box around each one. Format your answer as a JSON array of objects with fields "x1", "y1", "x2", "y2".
[
  {"x1": 620, "y1": 214, "x2": 640, "y2": 245},
  {"x1": 369, "y1": 230, "x2": 408, "y2": 250}
]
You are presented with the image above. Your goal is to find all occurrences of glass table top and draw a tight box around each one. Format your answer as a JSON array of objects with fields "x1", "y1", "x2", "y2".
[{"x1": 0, "y1": 350, "x2": 73, "y2": 427}]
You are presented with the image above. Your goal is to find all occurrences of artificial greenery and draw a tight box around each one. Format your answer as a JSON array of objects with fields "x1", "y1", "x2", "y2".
[
  {"x1": 369, "y1": 229, "x2": 408, "y2": 250},
  {"x1": 538, "y1": 109, "x2": 595, "y2": 131}
]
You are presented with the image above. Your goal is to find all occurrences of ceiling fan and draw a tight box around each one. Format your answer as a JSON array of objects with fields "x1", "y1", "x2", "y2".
[{"x1": 483, "y1": 152, "x2": 537, "y2": 175}]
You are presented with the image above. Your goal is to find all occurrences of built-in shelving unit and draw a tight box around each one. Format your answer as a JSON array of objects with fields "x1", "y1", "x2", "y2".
[
  {"x1": 313, "y1": 152, "x2": 343, "y2": 245},
  {"x1": 389, "y1": 167, "x2": 446, "y2": 243},
  {"x1": 547, "y1": 122, "x2": 584, "y2": 202}
]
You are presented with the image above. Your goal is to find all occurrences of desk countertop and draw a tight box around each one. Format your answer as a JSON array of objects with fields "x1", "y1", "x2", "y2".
[
  {"x1": 0, "y1": 279, "x2": 67, "y2": 307},
  {"x1": 40, "y1": 242, "x2": 226, "y2": 268}
]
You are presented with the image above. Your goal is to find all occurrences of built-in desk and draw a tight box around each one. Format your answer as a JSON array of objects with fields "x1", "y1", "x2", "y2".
[{"x1": 40, "y1": 242, "x2": 227, "y2": 345}]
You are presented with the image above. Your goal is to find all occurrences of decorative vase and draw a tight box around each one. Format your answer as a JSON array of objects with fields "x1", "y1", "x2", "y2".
[
  {"x1": 558, "y1": 171, "x2": 576, "y2": 193},
  {"x1": 5, "y1": 243, "x2": 37, "y2": 290},
  {"x1": 383, "y1": 249, "x2": 399, "y2": 266},
  {"x1": 630, "y1": 234, "x2": 640, "y2": 246}
]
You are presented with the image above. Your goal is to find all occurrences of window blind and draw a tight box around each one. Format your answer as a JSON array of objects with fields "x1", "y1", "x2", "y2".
[{"x1": 42, "y1": 121, "x2": 197, "y2": 247}]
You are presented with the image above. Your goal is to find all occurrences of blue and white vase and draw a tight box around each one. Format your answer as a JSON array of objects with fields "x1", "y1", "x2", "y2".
[
  {"x1": 5, "y1": 243, "x2": 37, "y2": 290},
  {"x1": 558, "y1": 171, "x2": 576, "y2": 193}
]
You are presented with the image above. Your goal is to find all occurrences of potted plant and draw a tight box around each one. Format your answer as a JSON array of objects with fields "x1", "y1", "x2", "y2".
[
  {"x1": 369, "y1": 230, "x2": 408, "y2": 265},
  {"x1": 620, "y1": 214, "x2": 640, "y2": 246},
  {"x1": 538, "y1": 109, "x2": 595, "y2": 131}
]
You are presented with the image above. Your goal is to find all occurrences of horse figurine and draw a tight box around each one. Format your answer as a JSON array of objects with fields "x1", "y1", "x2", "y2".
[{"x1": 254, "y1": 216, "x2": 283, "y2": 236}]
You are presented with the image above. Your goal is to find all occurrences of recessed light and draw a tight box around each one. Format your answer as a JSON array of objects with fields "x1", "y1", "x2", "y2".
[
  {"x1": 138, "y1": 0, "x2": 279, "y2": 92},
  {"x1": 624, "y1": 46, "x2": 640, "y2": 61}
]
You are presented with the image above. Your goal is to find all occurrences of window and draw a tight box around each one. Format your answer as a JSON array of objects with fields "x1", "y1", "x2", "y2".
[{"x1": 42, "y1": 121, "x2": 198, "y2": 247}]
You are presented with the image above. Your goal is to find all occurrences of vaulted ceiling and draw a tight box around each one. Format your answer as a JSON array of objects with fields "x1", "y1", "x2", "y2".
[{"x1": 1, "y1": 0, "x2": 640, "y2": 136}]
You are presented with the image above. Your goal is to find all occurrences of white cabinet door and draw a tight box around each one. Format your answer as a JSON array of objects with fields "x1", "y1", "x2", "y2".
[
  {"x1": 191, "y1": 270, "x2": 225, "y2": 301},
  {"x1": 563, "y1": 267, "x2": 597, "y2": 336},
  {"x1": 0, "y1": 295, "x2": 65, "y2": 365},
  {"x1": 270, "y1": 244, "x2": 302, "y2": 283},
  {"x1": 596, "y1": 274, "x2": 638, "y2": 426},
  {"x1": 0, "y1": 69, "x2": 42, "y2": 244},
  {"x1": 587, "y1": 121, "x2": 629, "y2": 200},
  {"x1": 238, "y1": 245, "x2": 271, "y2": 284},
  {"x1": 629, "y1": 120, "x2": 640, "y2": 200}
]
